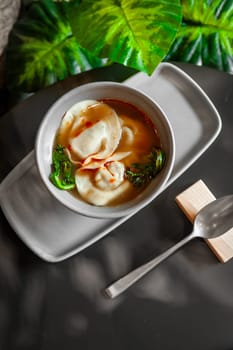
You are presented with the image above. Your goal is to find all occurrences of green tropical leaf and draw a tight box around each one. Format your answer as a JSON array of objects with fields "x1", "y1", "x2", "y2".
[
  {"x1": 69, "y1": 0, "x2": 182, "y2": 75},
  {"x1": 166, "y1": 0, "x2": 233, "y2": 73},
  {"x1": 6, "y1": 0, "x2": 106, "y2": 92}
]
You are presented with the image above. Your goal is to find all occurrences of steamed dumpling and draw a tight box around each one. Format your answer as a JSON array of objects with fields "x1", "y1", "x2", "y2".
[
  {"x1": 75, "y1": 153, "x2": 131, "y2": 206},
  {"x1": 70, "y1": 120, "x2": 106, "y2": 160},
  {"x1": 58, "y1": 100, "x2": 122, "y2": 164}
]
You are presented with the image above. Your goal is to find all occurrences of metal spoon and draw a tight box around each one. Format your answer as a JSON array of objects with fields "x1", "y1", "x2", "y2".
[{"x1": 105, "y1": 195, "x2": 233, "y2": 298}]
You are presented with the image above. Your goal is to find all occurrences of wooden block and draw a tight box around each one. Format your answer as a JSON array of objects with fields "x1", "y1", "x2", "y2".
[{"x1": 175, "y1": 180, "x2": 233, "y2": 263}]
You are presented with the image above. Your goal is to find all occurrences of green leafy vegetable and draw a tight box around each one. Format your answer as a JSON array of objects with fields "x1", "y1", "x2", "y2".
[
  {"x1": 125, "y1": 147, "x2": 165, "y2": 187},
  {"x1": 50, "y1": 144, "x2": 75, "y2": 190},
  {"x1": 166, "y1": 0, "x2": 233, "y2": 73},
  {"x1": 6, "y1": 0, "x2": 106, "y2": 92},
  {"x1": 69, "y1": 0, "x2": 182, "y2": 75}
]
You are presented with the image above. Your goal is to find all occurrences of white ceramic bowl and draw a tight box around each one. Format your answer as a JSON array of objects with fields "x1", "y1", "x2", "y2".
[{"x1": 35, "y1": 81, "x2": 175, "y2": 219}]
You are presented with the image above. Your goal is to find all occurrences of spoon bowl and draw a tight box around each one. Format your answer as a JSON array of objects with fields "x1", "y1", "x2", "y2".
[
  {"x1": 195, "y1": 195, "x2": 233, "y2": 238},
  {"x1": 105, "y1": 195, "x2": 233, "y2": 298}
]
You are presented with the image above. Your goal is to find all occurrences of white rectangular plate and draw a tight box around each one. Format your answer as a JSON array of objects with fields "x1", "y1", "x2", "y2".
[{"x1": 0, "y1": 63, "x2": 221, "y2": 262}]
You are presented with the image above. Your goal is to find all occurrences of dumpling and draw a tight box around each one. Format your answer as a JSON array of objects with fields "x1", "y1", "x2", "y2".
[
  {"x1": 58, "y1": 100, "x2": 122, "y2": 165},
  {"x1": 75, "y1": 152, "x2": 131, "y2": 206}
]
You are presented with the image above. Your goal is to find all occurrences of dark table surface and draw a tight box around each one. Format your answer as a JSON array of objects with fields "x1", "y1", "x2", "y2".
[{"x1": 0, "y1": 62, "x2": 233, "y2": 350}]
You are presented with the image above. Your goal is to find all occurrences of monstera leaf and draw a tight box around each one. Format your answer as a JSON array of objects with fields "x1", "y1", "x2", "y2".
[
  {"x1": 69, "y1": 0, "x2": 182, "y2": 75},
  {"x1": 6, "y1": 0, "x2": 106, "y2": 92},
  {"x1": 166, "y1": 0, "x2": 233, "y2": 73}
]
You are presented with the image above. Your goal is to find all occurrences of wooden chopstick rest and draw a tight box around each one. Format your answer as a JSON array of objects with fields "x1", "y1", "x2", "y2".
[{"x1": 175, "y1": 180, "x2": 233, "y2": 263}]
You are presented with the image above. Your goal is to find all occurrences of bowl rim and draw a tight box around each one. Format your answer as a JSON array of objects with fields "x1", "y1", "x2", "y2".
[{"x1": 35, "y1": 81, "x2": 175, "y2": 219}]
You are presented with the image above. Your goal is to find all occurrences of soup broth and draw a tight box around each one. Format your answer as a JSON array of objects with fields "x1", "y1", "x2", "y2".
[
  {"x1": 102, "y1": 99, "x2": 160, "y2": 168},
  {"x1": 52, "y1": 99, "x2": 165, "y2": 206}
]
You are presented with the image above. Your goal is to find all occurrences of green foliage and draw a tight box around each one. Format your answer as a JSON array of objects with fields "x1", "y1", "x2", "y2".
[
  {"x1": 6, "y1": 0, "x2": 106, "y2": 92},
  {"x1": 166, "y1": 0, "x2": 233, "y2": 72},
  {"x1": 69, "y1": 0, "x2": 182, "y2": 75},
  {"x1": 5, "y1": 0, "x2": 232, "y2": 94}
]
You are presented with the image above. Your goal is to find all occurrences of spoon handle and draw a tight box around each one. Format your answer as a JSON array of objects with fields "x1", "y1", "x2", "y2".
[{"x1": 105, "y1": 233, "x2": 194, "y2": 298}]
